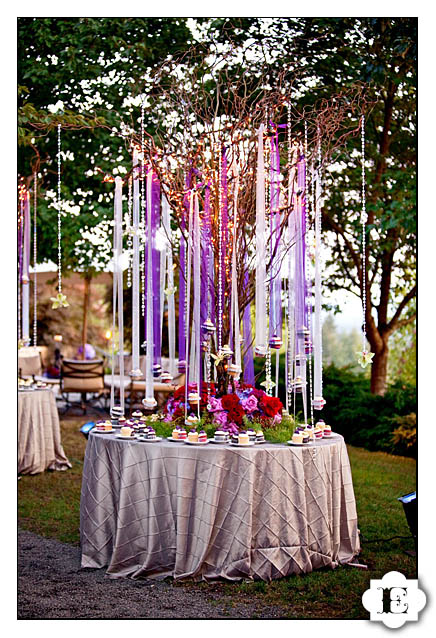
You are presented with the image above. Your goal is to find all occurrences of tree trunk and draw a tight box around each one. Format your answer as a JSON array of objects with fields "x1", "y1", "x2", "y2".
[
  {"x1": 81, "y1": 273, "x2": 92, "y2": 360},
  {"x1": 370, "y1": 339, "x2": 389, "y2": 396}
]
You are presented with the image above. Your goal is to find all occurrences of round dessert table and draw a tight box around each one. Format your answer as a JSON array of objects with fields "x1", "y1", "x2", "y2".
[
  {"x1": 80, "y1": 432, "x2": 359, "y2": 582},
  {"x1": 18, "y1": 389, "x2": 71, "y2": 475}
]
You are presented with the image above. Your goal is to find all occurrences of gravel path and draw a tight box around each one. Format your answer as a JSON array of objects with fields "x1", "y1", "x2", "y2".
[{"x1": 18, "y1": 529, "x2": 287, "y2": 619}]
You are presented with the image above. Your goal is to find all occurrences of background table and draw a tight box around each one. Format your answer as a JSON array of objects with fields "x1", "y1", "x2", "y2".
[
  {"x1": 80, "y1": 433, "x2": 359, "y2": 581},
  {"x1": 18, "y1": 390, "x2": 71, "y2": 475}
]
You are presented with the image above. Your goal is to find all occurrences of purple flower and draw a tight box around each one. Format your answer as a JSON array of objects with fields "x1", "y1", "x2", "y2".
[
  {"x1": 273, "y1": 412, "x2": 282, "y2": 425},
  {"x1": 213, "y1": 410, "x2": 228, "y2": 426},
  {"x1": 207, "y1": 396, "x2": 223, "y2": 412},
  {"x1": 240, "y1": 394, "x2": 258, "y2": 414}
]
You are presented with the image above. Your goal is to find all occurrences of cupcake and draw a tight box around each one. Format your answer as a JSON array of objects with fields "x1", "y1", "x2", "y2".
[
  {"x1": 172, "y1": 427, "x2": 180, "y2": 440},
  {"x1": 238, "y1": 431, "x2": 250, "y2": 445},
  {"x1": 231, "y1": 433, "x2": 239, "y2": 444},
  {"x1": 302, "y1": 429, "x2": 311, "y2": 444},
  {"x1": 256, "y1": 430, "x2": 265, "y2": 443},
  {"x1": 118, "y1": 416, "x2": 126, "y2": 425},
  {"x1": 316, "y1": 419, "x2": 325, "y2": 431},
  {"x1": 96, "y1": 423, "x2": 106, "y2": 432},
  {"x1": 161, "y1": 371, "x2": 173, "y2": 383},
  {"x1": 147, "y1": 428, "x2": 157, "y2": 440},
  {"x1": 292, "y1": 431, "x2": 303, "y2": 445},
  {"x1": 247, "y1": 429, "x2": 257, "y2": 443},
  {"x1": 132, "y1": 410, "x2": 143, "y2": 419},
  {"x1": 198, "y1": 430, "x2": 207, "y2": 443},
  {"x1": 142, "y1": 397, "x2": 157, "y2": 410},
  {"x1": 178, "y1": 428, "x2": 187, "y2": 440},
  {"x1": 323, "y1": 424, "x2": 332, "y2": 437},
  {"x1": 104, "y1": 423, "x2": 113, "y2": 431},
  {"x1": 314, "y1": 426, "x2": 323, "y2": 439},
  {"x1": 214, "y1": 429, "x2": 227, "y2": 442},
  {"x1": 185, "y1": 414, "x2": 199, "y2": 427},
  {"x1": 188, "y1": 430, "x2": 198, "y2": 443},
  {"x1": 120, "y1": 426, "x2": 133, "y2": 438},
  {"x1": 188, "y1": 392, "x2": 200, "y2": 407}
]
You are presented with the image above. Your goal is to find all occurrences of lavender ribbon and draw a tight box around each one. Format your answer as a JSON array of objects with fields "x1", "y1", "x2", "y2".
[
  {"x1": 151, "y1": 173, "x2": 161, "y2": 366},
  {"x1": 269, "y1": 133, "x2": 282, "y2": 339},
  {"x1": 242, "y1": 265, "x2": 255, "y2": 385}
]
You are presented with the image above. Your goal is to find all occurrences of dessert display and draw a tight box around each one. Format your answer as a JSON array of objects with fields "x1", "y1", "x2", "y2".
[
  {"x1": 198, "y1": 430, "x2": 207, "y2": 443},
  {"x1": 214, "y1": 429, "x2": 228, "y2": 442},
  {"x1": 188, "y1": 430, "x2": 198, "y2": 442},
  {"x1": 255, "y1": 429, "x2": 265, "y2": 443},
  {"x1": 323, "y1": 424, "x2": 332, "y2": 437},
  {"x1": 238, "y1": 431, "x2": 250, "y2": 445}
]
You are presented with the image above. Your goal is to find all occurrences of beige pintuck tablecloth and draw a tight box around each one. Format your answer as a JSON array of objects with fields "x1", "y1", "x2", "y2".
[
  {"x1": 80, "y1": 433, "x2": 360, "y2": 581},
  {"x1": 18, "y1": 390, "x2": 71, "y2": 475}
]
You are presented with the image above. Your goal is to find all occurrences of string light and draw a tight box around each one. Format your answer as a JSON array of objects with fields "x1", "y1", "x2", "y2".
[
  {"x1": 33, "y1": 172, "x2": 38, "y2": 347},
  {"x1": 286, "y1": 102, "x2": 293, "y2": 413},
  {"x1": 218, "y1": 144, "x2": 223, "y2": 352},
  {"x1": 140, "y1": 103, "x2": 146, "y2": 317},
  {"x1": 57, "y1": 124, "x2": 62, "y2": 294},
  {"x1": 265, "y1": 140, "x2": 272, "y2": 396}
]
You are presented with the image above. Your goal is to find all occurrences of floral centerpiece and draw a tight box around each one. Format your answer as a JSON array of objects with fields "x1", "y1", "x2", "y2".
[{"x1": 163, "y1": 381, "x2": 283, "y2": 435}]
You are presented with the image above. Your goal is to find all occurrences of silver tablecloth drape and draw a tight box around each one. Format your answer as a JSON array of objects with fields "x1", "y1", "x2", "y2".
[
  {"x1": 80, "y1": 433, "x2": 359, "y2": 581},
  {"x1": 18, "y1": 390, "x2": 71, "y2": 475}
]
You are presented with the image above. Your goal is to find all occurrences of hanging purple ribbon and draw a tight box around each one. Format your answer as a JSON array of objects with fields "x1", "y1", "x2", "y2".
[
  {"x1": 151, "y1": 172, "x2": 161, "y2": 365},
  {"x1": 295, "y1": 150, "x2": 307, "y2": 355},
  {"x1": 178, "y1": 171, "x2": 191, "y2": 363},
  {"x1": 221, "y1": 146, "x2": 228, "y2": 339},
  {"x1": 242, "y1": 264, "x2": 255, "y2": 385},
  {"x1": 269, "y1": 132, "x2": 282, "y2": 339},
  {"x1": 200, "y1": 185, "x2": 209, "y2": 329}
]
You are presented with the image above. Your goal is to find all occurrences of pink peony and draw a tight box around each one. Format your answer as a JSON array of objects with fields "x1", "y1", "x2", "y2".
[
  {"x1": 207, "y1": 396, "x2": 223, "y2": 412},
  {"x1": 273, "y1": 412, "x2": 282, "y2": 425},
  {"x1": 240, "y1": 394, "x2": 258, "y2": 414},
  {"x1": 213, "y1": 410, "x2": 228, "y2": 426}
]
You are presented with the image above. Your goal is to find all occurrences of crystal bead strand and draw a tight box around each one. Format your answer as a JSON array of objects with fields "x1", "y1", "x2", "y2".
[
  {"x1": 127, "y1": 176, "x2": 133, "y2": 288},
  {"x1": 317, "y1": 134, "x2": 324, "y2": 400},
  {"x1": 361, "y1": 115, "x2": 368, "y2": 352},
  {"x1": 33, "y1": 172, "x2": 38, "y2": 347},
  {"x1": 305, "y1": 122, "x2": 314, "y2": 427},
  {"x1": 57, "y1": 124, "x2": 62, "y2": 294},
  {"x1": 286, "y1": 102, "x2": 293, "y2": 412}
]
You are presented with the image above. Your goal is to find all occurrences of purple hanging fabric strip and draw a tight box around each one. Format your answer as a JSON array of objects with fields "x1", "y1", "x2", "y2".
[
  {"x1": 178, "y1": 171, "x2": 191, "y2": 363},
  {"x1": 221, "y1": 146, "x2": 228, "y2": 340},
  {"x1": 242, "y1": 263, "x2": 255, "y2": 385},
  {"x1": 152, "y1": 172, "x2": 161, "y2": 366},
  {"x1": 207, "y1": 182, "x2": 216, "y2": 328},
  {"x1": 269, "y1": 132, "x2": 282, "y2": 339},
  {"x1": 295, "y1": 150, "x2": 306, "y2": 353},
  {"x1": 200, "y1": 186, "x2": 209, "y2": 328},
  {"x1": 298, "y1": 152, "x2": 308, "y2": 328}
]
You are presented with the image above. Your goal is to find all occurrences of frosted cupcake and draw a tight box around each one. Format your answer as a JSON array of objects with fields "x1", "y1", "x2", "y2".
[
  {"x1": 292, "y1": 431, "x2": 303, "y2": 445},
  {"x1": 185, "y1": 414, "x2": 199, "y2": 428},
  {"x1": 147, "y1": 428, "x2": 157, "y2": 440},
  {"x1": 238, "y1": 431, "x2": 250, "y2": 445},
  {"x1": 256, "y1": 429, "x2": 265, "y2": 443},
  {"x1": 198, "y1": 430, "x2": 207, "y2": 443},
  {"x1": 323, "y1": 424, "x2": 332, "y2": 437},
  {"x1": 302, "y1": 429, "x2": 311, "y2": 444},
  {"x1": 188, "y1": 430, "x2": 199, "y2": 443},
  {"x1": 314, "y1": 426, "x2": 323, "y2": 439},
  {"x1": 118, "y1": 416, "x2": 126, "y2": 425},
  {"x1": 120, "y1": 426, "x2": 133, "y2": 438},
  {"x1": 247, "y1": 429, "x2": 257, "y2": 443},
  {"x1": 132, "y1": 410, "x2": 143, "y2": 419},
  {"x1": 172, "y1": 427, "x2": 181, "y2": 440},
  {"x1": 316, "y1": 419, "x2": 325, "y2": 431},
  {"x1": 188, "y1": 392, "x2": 200, "y2": 407},
  {"x1": 178, "y1": 427, "x2": 187, "y2": 440},
  {"x1": 214, "y1": 429, "x2": 227, "y2": 442}
]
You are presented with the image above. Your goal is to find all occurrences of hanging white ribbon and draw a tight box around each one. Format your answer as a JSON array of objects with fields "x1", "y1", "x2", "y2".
[
  {"x1": 231, "y1": 167, "x2": 241, "y2": 373},
  {"x1": 111, "y1": 177, "x2": 125, "y2": 413},
  {"x1": 131, "y1": 148, "x2": 141, "y2": 376},
  {"x1": 184, "y1": 192, "x2": 194, "y2": 417},
  {"x1": 255, "y1": 125, "x2": 267, "y2": 353}
]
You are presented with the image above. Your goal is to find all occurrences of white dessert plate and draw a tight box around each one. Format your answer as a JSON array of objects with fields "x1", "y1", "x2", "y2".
[
  {"x1": 323, "y1": 432, "x2": 340, "y2": 438},
  {"x1": 137, "y1": 436, "x2": 162, "y2": 442},
  {"x1": 167, "y1": 436, "x2": 186, "y2": 442},
  {"x1": 210, "y1": 439, "x2": 230, "y2": 444},
  {"x1": 19, "y1": 386, "x2": 34, "y2": 391},
  {"x1": 287, "y1": 440, "x2": 303, "y2": 446},
  {"x1": 255, "y1": 439, "x2": 266, "y2": 444},
  {"x1": 185, "y1": 439, "x2": 209, "y2": 445},
  {"x1": 93, "y1": 428, "x2": 115, "y2": 434},
  {"x1": 230, "y1": 441, "x2": 256, "y2": 447},
  {"x1": 115, "y1": 434, "x2": 137, "y2": 440}
]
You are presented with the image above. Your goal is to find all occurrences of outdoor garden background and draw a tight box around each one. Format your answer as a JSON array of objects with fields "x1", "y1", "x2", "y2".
[{"x1": 17, "y1": 17, "x2": 416, "y2": 620}]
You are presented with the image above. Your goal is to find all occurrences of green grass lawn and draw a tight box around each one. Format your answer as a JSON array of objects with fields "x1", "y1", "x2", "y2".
[{"x1": 18, "y1": 415, "x2": 416, "y2": 619}]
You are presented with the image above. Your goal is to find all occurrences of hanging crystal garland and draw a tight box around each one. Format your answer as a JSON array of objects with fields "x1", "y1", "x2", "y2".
[
  {"x1": 285, "y1": 102, "x2": 295, "y2": 414},
  {"x1": 33, "y1": 172, "x2": 38, "y2": 347},
  {"x1": 304, "y1": 122, "x2": 315, "y2": 426},
  {"x1": 263, "y1": 137, "x2": 273, "y2": 396},
  {"x1": 51, "y1": 125, "x2": 68, "y2": 309},
  {"x1": 357, "y1": 114, "x2": 374, "y2": 369},
  {"x1": 126, "y1": 176, "x2": 133, "y2": 288}
]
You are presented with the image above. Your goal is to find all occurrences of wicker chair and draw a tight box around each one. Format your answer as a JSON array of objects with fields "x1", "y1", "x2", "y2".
[{"x1": 60, "y1": 358, "x2": 108, "y2": 414}]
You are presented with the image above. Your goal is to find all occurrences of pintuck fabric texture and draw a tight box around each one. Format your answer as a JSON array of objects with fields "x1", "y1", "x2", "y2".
[
  {"x1": 80, "y1": 434, "x2": 359, "y2": 582},
  {"x1": 18, "y1": 390, "x2": 71, "y2": 475}
]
